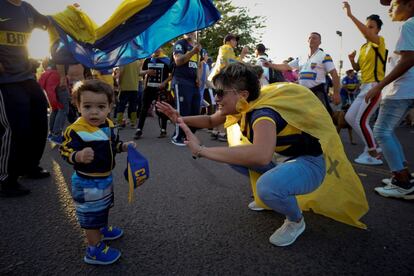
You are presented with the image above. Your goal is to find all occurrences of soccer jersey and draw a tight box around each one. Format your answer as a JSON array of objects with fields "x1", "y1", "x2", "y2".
[
  {"x1": 142, "y1": 56, "x2": 171, "y2": 88},
  {"x1": 60, "y1": 117, "x2": 123, "y2": 178},
  {"x1": 243, "y1": 108, "x2": 322, "y2": 157},
  {"x1": 0, "y1": 0, "x2": 49, "y2": 83},
  {"x1": 91, "y1": 68, "x2": 114, "y2": 88},
  {"x1": 341, "y1": 75, "x2": 360, "y2": 92},
  {"x1": 289, "y1": 49, "x2": 336, "y2": 89},
  {"x1": 208, "y1": 44, "x2": 240, "y2": 81},
  {"x1": 119, "y1": 60, "x2": 141, "y2": 91},
  {"x1": 358, "y1": 36, "x2": 387, "y2": 83},
  {"x1": 255, "y1": 55, "x2": 271, "y2": 86},
  {"x1": 172, "y1": 38, "x2": 198, "y2": 85}
]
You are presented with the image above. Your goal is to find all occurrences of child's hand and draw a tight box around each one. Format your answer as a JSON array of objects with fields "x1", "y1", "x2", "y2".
[
  {"x1": 122, "y1": 141, "x2": 136, "y2": 152},
  {"x1": 75, "y1": 147, "x2": 94, "y2": 163}
]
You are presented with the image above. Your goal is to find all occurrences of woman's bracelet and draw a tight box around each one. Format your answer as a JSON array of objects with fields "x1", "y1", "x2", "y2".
[{"x1": 192, "y1": 145, "x2": 205, "y2": 159}]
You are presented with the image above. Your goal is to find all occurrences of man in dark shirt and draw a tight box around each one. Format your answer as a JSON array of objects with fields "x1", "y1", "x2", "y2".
[
  {"x1": 135, "y1": 48, "x2": 171, "y2": 139},
  {"x1": 170, "y1": 32, "x2": 201, "y2": 146},
  {"x1": 0, "y1": 0, "x2": 51, "y2": 197}
]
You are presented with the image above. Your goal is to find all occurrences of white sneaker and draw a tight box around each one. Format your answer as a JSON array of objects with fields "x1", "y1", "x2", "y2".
[
  {"x1": 382, "y1": 173, "x2": 414, "y2": 185},
  {"x1": 374, "y1": 180, "x2": 414, "y2": 200},
  {"x1": 269, "y1": 217, "x2": 306, "y2": 247},
  {"x1": 248, "y1": 201, "x2": 265, "y2": 211},
  {"x1": 354, "y1": 154, "x2": 383, "y2": 166}
]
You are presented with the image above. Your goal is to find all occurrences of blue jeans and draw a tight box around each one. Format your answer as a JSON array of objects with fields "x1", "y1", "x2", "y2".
[
  {"x1": 231, "y1": 155, "x2": 326, "y2": 222},
  {"x1": 373, "y1": 99, "x2": 414, "y2": 172}
]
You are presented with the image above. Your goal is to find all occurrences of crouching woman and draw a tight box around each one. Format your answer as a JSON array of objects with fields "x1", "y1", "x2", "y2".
[{"x1": 157, "y1": 62, "x2": 366, "y2": 246}]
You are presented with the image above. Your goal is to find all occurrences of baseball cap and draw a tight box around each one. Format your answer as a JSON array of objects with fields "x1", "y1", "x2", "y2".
[
  {"x1": 380, "y1": 0, "x2": 391, "y2": 5},
  {"x1": 200, "y1": 48, "x2": 208, "y2": 57},
  {"x1": 255, "y1": 43, "x2": 267, "y2": 53},
  {"x1": 223, "y1": 33, "x2": 240, "y2": 44},
  {"x1": 124, "y1": 144, "x2": 149, "y2": 202}
]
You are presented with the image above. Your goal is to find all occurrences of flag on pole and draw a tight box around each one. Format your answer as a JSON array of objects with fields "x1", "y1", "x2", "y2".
[{"x1": 49, "y1": 0, "x2": 221, "y2": 69}]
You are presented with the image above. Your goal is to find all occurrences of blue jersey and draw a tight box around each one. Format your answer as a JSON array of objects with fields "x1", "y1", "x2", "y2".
[
  {"x1": 341, "y1": 76, "x2": 359, "y2": 92},
  {"x1": 0, "y1": 0, "x2": 48, "y2": 83},
  {"x1": 172, "y1": 38, "x2": 198, "y2": 85},
  {"x1": 244, "y1": 108, "x2": 322, "y2": 157}
]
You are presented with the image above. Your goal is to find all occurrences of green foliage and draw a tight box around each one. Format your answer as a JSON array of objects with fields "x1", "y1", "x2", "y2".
[
  {"x1": 162, "y1": 0, "x2": 266, "y2": 61},
  {"x1": 200, "y1": 0, "x2": 266, "y2": 60}
]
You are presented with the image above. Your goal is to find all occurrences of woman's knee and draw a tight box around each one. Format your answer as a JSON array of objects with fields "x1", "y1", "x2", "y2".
[{"x1": 257, "y1": 175, "x2": 286, "y2": 202}]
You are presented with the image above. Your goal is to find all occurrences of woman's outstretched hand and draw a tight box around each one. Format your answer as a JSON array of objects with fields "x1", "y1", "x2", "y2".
[
  {"x1": 177, "y1": 117, "x2": 202, "y2": 156},
  {"x1": 155, "y1": 101, "x2": 180, "y2": 124}
]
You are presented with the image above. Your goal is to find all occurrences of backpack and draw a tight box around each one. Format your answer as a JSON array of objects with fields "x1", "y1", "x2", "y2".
[{"x1": 258, "y1": 57, "x2": 285, "y2": 83}]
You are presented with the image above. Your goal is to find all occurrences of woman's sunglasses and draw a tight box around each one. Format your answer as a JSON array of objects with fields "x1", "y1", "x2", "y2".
[{"x1": 215, "y1": 89, "x2": 237, "y2": 99}]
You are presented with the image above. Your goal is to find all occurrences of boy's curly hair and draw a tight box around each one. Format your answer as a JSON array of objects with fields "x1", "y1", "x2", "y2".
[{"x1": 71, "y1": 79, "x2": 114, "y2": 106}]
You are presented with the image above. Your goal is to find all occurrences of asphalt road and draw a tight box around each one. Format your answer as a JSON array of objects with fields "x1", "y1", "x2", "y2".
[{"x1": 1, "y1": 117, "x2": 413, "y2": 275}]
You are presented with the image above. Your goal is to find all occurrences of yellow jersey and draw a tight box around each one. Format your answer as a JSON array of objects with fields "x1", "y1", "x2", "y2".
[{"x1": 358, "y1": 36, "x2": 387, "y2": 83}]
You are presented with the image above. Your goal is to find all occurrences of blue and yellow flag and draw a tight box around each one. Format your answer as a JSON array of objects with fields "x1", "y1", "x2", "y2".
[
  {"x1": 49, "y1": 0, "x2": 221, "y2": 69},
  {"x1": 124, "y1": 144, "x2": 150, "y2": 203},
  {"x1": 226, "y1": 83, "x2": 369, "y2": 229}
]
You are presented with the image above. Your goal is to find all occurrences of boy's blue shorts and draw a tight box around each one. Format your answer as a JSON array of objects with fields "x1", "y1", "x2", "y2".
[{"x1": 71, "y1": 173, "x2": 114, "y2": 229}]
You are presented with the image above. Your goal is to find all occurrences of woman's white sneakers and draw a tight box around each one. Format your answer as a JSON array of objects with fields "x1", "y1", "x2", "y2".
[
  {"x1": 248, "y1": 201, "x2": 265, "y2": 211},
  {"x1": 269, "y1": 218, "x2": 306, "y2": 247}
]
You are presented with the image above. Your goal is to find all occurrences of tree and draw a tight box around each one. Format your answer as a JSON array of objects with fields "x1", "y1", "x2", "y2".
[
  {"x1": 162, "y1": 0, "x2": 266, "y2": 61},
  {"x1": 199, "y1": 0, "x2": 266, "y2": 60}
]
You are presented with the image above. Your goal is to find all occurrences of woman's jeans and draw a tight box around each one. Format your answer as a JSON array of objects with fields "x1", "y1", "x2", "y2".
[
  {"x1": 231, "y1": 155, "x2": 326, "y2": 222},
  {"x1": 373, "y1": 99, "x2": 414, "y2": 172}
]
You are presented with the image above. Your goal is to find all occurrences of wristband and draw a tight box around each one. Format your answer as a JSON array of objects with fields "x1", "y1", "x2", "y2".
[{"x1": 192, "y1": 145, "x2": 205, "y2": 159}]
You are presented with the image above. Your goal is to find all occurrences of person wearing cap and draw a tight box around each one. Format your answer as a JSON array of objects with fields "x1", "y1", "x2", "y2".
[
  {"x1": 262, "y1": 32, "x2": 341, "y2": 113},
  {"x1": 365, "y1": 0, "x2": 414, "y2": 199},
  {"x1": 170, "y1": 31, "x2": 202, "y2": 146},
  {"x1": 343, "y1": 2, "x2": 387, "y2": 166},
  {"x1": 254, "y1": 43, "x2": 273, "y2": 86},
  {"x1": 208, "y1": 33, "x2": 249, "y2": 81},
  {"x1": 340, "y1": 69, "x2": 360, "y2": 105}
]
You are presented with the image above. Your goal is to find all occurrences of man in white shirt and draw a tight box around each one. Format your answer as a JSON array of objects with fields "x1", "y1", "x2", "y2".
[
  {"x1": 254, "y1": 43, "x2": 271, "y2": 86},
  {"x1": 366, "y1": 0, "x2": 414, "y2": 199},
  {"x1": 264, "y1": 32, "x2": 341, "y2": 112}
]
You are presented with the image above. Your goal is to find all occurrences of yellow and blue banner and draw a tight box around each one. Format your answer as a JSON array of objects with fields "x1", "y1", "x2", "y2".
[
  {"x1": 49, "y1": 0, "x2": 221, "y2": 69},
  {"x1": 124, "y1": 144, "x2": 150, "y2": 203}
]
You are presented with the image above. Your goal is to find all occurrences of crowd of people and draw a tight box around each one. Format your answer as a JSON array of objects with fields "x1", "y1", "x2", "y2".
[{"x1": 1, "y1": 0, "x2": 413, "y2": 266}]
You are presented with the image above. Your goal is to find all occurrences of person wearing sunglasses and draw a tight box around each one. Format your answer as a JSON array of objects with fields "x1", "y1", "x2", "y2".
[{"x1": 157, "y1": 62, "x2": 366, "y2": 246}]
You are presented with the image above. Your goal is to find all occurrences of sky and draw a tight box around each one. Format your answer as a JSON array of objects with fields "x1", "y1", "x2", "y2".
[{"x1": 27, "y1": 0, "x2": 401, "y2": 74}]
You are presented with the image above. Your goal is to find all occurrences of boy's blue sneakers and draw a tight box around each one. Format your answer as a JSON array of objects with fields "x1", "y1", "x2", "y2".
[
  {"x1": 84, "y1": 242, "x2": 121, "y2": 265},
  {"x1": 100, "y1": 226, "x2": 124, "y2": 241}
]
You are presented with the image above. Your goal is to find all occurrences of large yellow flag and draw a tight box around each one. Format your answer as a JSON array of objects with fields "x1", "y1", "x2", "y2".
[
  {"x1": 49, "y1": 0, "x2": 151, "y2": 46},
  {"x1": 225, "y1": 83, "x2": 369, "y2": 229}
]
